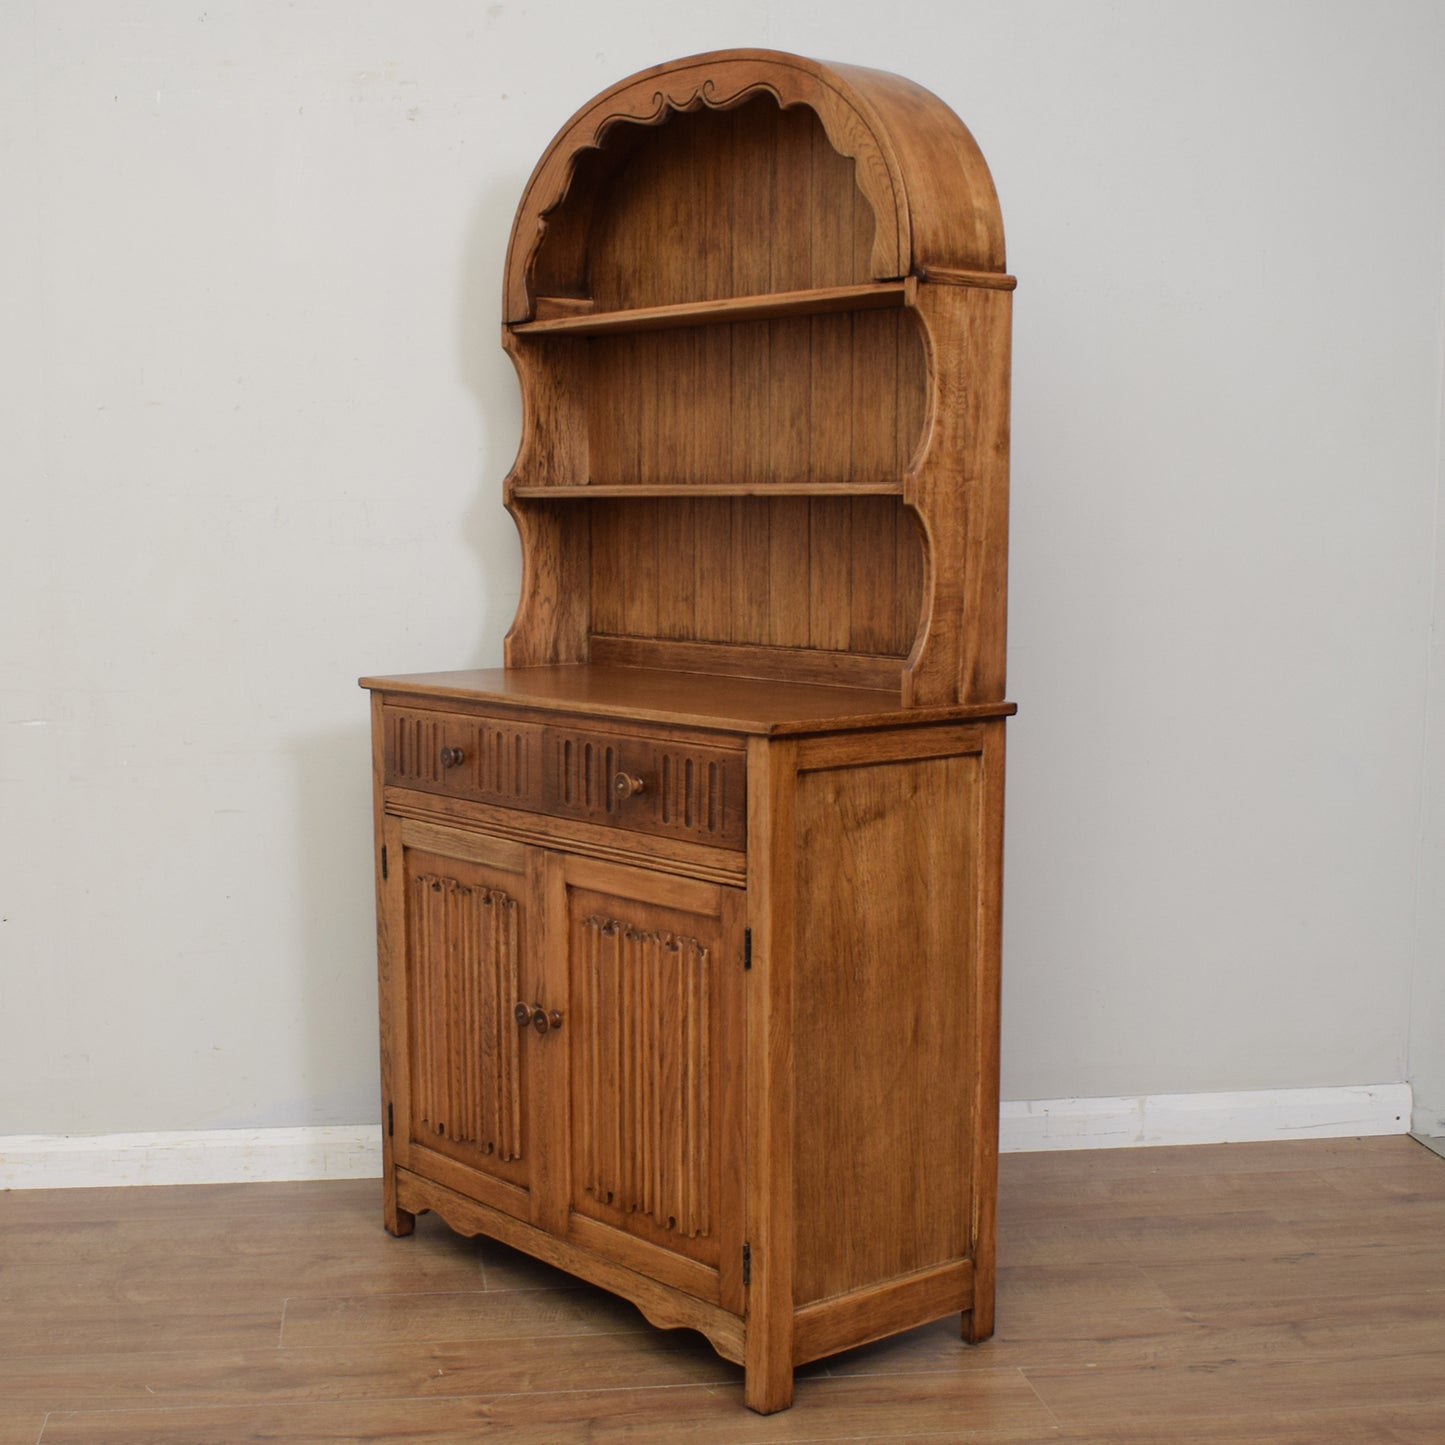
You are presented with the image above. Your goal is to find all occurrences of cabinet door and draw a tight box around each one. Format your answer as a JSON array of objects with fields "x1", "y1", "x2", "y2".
[
  {"x1": 556, "y1": 854, "x2": 746, "y2": 1312},
  {"x1": 383, "y1": 817, "x2": 549, "y2": 1224}
]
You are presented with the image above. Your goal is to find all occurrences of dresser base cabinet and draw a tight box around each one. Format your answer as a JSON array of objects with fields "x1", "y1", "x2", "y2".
[
  {"x1": 364, "y1": 673, "x2": 1009, "y2": 1412},
  {"x1": 364, "y1": 46, "x2": 1014, "y2": 1416}
]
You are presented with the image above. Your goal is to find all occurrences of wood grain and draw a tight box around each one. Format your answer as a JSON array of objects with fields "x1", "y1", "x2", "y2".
[
  {"x1": 563, "y1": 862, "x2": 744, "y2": 1294},
  {"x1": 7, "y1": 1137, "x2": 1445, "y2": 1440},
  {"x1": 0, "y1": 1417, "x2": 44, "y2": 1445},
  {"x1": 791, "y1": 746, "x2": 980, "y2": 1303},
  {"x1": 514, "y1": 482, "x2": 906, "y2": 497},
  {"x1": 384, "y1": 786, "x2": 746, "y2": 885},
  {"x1": 502, "y1": 50, "x2": 1010, "y2": 320},
  {"x1": 793, "y1": 1259, "x2": 975, "y2": 1365},
  {"x1": 503, "y1": 58, "x2": 986, "y2": 699},
  {"x1": 587, "y1": 632, "x2": 906, "y2": 691},
  {"x1": 514, "y1": 281, "x2": 907, "y2": 335},
  {"x1": 743, "y1": 732, "x2": 800, "y2": 1413},
  {"x1": 32, "y1": 1370, "x2": 1053, "y2": 1445},
  {"x1": 362, "y1": 665, "x2": 1015, "y2": 735},
  {"x1": 372, "y1": 691, "x2": 414, "y2": 1238},
  {"x1": 0, "y1": 1334, "x2": 732, "y2": 1412},
  {"x1": 363, "y1": 47, "x2": 1018, "y2": 1417},
  {"x1": 1027, "y1": 1351, "x2": 1445, "y2": 1430}
]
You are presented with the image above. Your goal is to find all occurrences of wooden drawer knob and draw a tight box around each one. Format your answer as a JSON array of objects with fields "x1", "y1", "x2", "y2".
[{"x1": 613, "y1": 771, "x2": 646, "y2": 801}]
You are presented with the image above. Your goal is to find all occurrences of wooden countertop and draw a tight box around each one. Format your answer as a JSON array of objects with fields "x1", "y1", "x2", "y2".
[{"x1": 360, "y1": 665, "x2": 1016, "y2": 736}]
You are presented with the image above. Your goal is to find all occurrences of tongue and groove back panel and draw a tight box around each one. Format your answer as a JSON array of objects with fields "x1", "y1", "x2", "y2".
[{"x1": 578, "y1": 99, "x2": 924, "y2": 659}]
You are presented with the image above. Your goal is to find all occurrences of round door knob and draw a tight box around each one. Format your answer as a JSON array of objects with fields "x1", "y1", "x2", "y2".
[
  {"x1": 514, "y1": 1002, "x2": 561, "y2": 1035},
  {"x1": 613, "y1": 771, "x2": 646, "y2": 801},
  {"x1": 439, "y1": 746, "x2": 466, "y2": 769}
]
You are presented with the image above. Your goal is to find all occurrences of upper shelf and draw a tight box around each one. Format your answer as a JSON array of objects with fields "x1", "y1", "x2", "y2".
[
  {"x1": 509, "y1": 269, "x2": 1016, "y2": 339},
  {"x1": 502, "y1": 49, "x2": 1009, "y2": 324},
  {"x1": 508, "y1": 481, "x2": 905, "y2": 499},
  {"x1": 510, "y1": 281, "x2": 908, "y2": 338}
]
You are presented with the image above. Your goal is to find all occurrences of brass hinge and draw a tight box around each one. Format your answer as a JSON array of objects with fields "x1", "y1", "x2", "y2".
[
  {"x1": 381, "y1": 845, "x2": 388, "y2": 880},
  {"x1": 743, "y1": 927, "x2": 752, "y2": 970},
  {"x1": 742, "y1": 1242, "x2": 751, "y2": 1286}
]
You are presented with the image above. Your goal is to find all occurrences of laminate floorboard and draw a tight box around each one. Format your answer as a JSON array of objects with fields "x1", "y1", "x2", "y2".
[{"x1": 2, "y1": 1136, "x2": 1442, "y2": 1442}]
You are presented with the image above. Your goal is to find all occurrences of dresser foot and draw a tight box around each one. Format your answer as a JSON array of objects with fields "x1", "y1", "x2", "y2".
[
  {"x1": 383, "y1": 1179, "x2": 415, "y2": 1237},
  {"x1": 963, "y1": 1303, "x2": 994, "y2": 1344},
  {"x1": 743, "y1": 1361, "x2": 795, "y2": 1415}
]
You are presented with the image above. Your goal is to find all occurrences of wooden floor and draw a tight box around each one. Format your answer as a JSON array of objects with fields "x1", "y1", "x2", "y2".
[{"x1": 2, "y1": 1136, "x2": 1444, "y2": 1443}]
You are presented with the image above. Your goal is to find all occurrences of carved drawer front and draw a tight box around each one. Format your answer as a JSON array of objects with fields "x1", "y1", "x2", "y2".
[
  {"x1": 542, "y1": 726, "x2": 746, "y2": 850},
  {"x1": 384, "y1": 708, "x2": 543, "y2": 810}
]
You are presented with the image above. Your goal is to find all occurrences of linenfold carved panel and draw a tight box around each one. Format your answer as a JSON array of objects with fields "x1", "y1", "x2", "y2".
[
  {"x1": 389, "y1": 710, "x2": 445, "y2": 786},
  {"x1": 471, "y1": 720, "x2": 533, "y2": 802},
  {"x1": 658, "y1": 753, "x2": 726, "y2": 835},
  {"x1": 408, "y1": 873, "x2": 524, "y2": 1163},
  {"x1": 553, "y1": 733, "x2": 621, "y2": 816},
  {"x1": 577, "y1": 915, "x2": 712, "y2": 1239}
]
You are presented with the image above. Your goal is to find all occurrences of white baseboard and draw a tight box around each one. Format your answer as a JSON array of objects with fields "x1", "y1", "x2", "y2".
[
  {"x1": 1000, "y1": 1083, "x2": 1412, "y2": 1152},
  {"x1": 0, "y1": 1084, "x2": 1412, "y2": 1189},
  {"x1": 0, "y1": 1125, "x2": 382, "y2": 1191}
]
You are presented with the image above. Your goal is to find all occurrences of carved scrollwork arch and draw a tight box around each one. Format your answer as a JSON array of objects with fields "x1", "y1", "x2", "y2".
[{"x1": 501, "y1": 49, "x2": 1004, "y2": 321}]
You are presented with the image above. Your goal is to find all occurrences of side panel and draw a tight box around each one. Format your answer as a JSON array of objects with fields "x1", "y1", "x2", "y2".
[{"x1": 789, "y1": 724, "x2": 997, "y2": 1308}]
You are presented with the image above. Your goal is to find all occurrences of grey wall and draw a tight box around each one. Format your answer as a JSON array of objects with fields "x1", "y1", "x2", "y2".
[
  {"x1": 3, "y1": 0, "x2": 1443, "y2": 1135},
  {"x1": 1409, "y1": 311, "x2": 1445, "y2": 1138}
]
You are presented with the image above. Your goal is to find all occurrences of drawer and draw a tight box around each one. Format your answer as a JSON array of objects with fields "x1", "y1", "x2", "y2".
[
  {"x1": 541, "y1": 725, "x2": 746, "y2": 850},
  {"x1": 383, "y1": 707, "x2": 746, "y2": 851},
  {"x1": 384, "y1": 708, "x2": 544, "y2": 810}
]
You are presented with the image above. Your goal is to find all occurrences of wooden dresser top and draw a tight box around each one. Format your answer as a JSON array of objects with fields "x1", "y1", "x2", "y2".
[{"x1": 360, "y1": 665, "x2": 1015, "y2": 737}]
